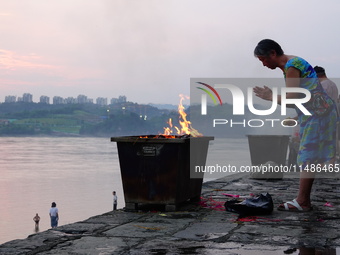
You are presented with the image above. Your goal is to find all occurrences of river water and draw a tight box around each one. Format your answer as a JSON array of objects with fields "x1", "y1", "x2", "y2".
[
  {"x1": 0, "y1": 137, "x2": 124, "y2": 244},
  {"x1": 0, "y1": 136, "x2": 251, "y2": 244}
]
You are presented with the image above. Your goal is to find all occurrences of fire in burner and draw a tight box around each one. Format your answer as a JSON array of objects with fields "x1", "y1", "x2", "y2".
[
  {"x1": 139, "y1": 134, "x2": 192, "y2": 139},
  {"x1": 162, "y1": 94, "x2": 202, "y2": 137}
]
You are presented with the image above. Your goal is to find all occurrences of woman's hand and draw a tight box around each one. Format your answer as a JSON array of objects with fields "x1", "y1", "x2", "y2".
[{"x1": 253, "y1": 86, "x2": 273, "y2": 101}]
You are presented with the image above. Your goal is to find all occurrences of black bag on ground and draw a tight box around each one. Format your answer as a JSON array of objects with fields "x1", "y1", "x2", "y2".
[{"x1": 224, "y1": 193, "x2": 273, "y2": 217}]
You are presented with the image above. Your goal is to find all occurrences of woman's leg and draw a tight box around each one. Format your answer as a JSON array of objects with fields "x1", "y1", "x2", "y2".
[{"x1": 295, "y1": 170, "x2": 315, "y2": 208}]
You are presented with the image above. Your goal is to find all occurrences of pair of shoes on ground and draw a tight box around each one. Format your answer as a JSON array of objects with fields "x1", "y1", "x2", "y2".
[{"x1": 277, "y1": 199, "x2": 312, "y2": 212}]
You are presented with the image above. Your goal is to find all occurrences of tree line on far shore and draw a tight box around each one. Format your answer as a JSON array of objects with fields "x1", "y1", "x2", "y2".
[
  {"x1": 0, "y1": 101, "x2": 262, "y2": 137},
  {"x1": 0, "y1": 102, "x2": 179, "y2": 136}
]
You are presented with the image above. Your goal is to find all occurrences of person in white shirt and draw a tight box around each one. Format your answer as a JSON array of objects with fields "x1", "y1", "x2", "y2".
[
  {"x1": 49, "y1": 202, "x2": 59, "y2": 228},
  {"x1": 112, "y1": 191, "x2": 118, "y2": 210}
]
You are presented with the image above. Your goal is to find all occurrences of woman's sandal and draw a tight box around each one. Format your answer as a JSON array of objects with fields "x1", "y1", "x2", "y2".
[{"x1": 277, "y1": 199, "x2": 312, "y2": 212}]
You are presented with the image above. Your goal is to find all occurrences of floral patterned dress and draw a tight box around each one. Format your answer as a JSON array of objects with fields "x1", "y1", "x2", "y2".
[{"x1": 284, "y1": 57, "x2": 337, "y2": 167}]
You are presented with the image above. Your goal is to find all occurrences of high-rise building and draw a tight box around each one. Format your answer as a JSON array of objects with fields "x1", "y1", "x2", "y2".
[
  {"x1": 65, "y1": 97, "x2": 77, "y2": 104},
  {"x1": 53, "y1": 96, "x2": 64, "y2": 105},
  {"x1": 22, "y1": 93, "x2": 33, "y2": 103},
  {"x1": 110, "y1": 95, "x2": 127, "y2": 104},
  {"x1": 96, "y1": 97, "x2": 107, "y2": 106},
  {"x1": 118, "y1": 95, "x2": 127, "y2": 103},
  {"x1": 77, "y1": 95, "x2": 88, "y2": 104},
  {"x1": 40, "y1": 96, "x2": 50, "y2": 104},
  {"x1": 5, "y1": 96, "x2": 16, "y2": 103}
]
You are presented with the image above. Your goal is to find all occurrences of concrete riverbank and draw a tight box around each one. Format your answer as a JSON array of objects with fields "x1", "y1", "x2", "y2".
[{"x1": 1, "y1": 172, "x2": 340, "y2": 254}]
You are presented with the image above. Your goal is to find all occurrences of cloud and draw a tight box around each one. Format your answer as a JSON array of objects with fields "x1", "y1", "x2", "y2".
[{"x1": 0, "y1": 49, "x2": 56, "y2": 71}]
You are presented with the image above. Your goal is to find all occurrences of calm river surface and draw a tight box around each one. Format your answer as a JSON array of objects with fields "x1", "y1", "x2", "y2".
[
  {"x1": 0, "y1": 137, "x2": 123, "y2": 244},
  {"x1": 0, "y1": 136, "x2": 250, "y2": 244}
]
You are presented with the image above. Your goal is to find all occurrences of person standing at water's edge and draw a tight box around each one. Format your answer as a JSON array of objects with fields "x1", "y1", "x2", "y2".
[
  {"x1": 49, "y1": 202, "x2": 59, "y2": 228},
  {"x1": 33, "y1": 213, "x2": 40, "y2": 228},
  {"x1": 112, "y1": 191, "x2": 117, "y2": 210},
  {"x1": 253, "y1": 39, "x2": 337, "y2": 212}
]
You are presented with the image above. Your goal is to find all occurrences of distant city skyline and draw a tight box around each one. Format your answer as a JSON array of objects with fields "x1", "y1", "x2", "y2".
[{"x1": 4, "y1": 92, "x2": 127, "y2": 106}]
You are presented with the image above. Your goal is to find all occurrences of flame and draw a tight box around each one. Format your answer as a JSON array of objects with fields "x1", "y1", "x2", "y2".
[
  {"x1": 162, "y1": 94, "x2": 202, "y2": 137},
  {"x1": 160, "y1": 135, "x2": 176, "y2": 138},
  {"x1": 139, "y1": 134, "x2": 176, "y2": 139},
  {"x1": 163, "y1": 118, "x2": 173, "y2": 135}
]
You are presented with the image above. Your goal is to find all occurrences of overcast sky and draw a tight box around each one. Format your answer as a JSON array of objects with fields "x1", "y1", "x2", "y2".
[{"x1": 1, "y1": 0, "x2": 340, "y2": 105}]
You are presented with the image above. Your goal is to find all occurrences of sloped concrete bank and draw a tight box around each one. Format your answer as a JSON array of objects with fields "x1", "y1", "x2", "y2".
[{"x1": 1, "y1": 172, "x2": 340, "y2": 254}]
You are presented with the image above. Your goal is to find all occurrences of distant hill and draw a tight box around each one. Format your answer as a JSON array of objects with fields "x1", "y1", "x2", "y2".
[
  {"x1": 0, "y1": 101, "x2": 293, "y2": 137},
  {"x1": 0, "y1": 102, "x2": 175, "y2": 136}
]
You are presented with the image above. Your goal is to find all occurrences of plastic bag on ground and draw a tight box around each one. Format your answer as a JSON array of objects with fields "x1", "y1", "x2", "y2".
[{"x1": 224, "y1": 192, "x2": 274, "y2": 217}]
